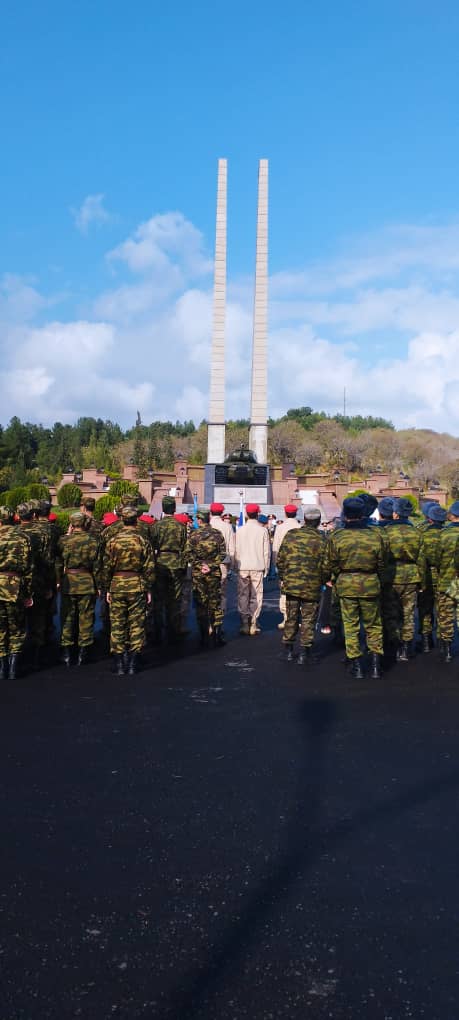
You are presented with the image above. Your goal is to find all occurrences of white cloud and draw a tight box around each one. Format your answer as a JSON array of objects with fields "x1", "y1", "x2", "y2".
[{"x1": 72, "y1": 194, "x2": 113, "y2": 234}]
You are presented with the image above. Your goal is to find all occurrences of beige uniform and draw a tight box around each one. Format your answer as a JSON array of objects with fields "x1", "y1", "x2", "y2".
[
  {"x1": 272, "y1": 518, "x2": 301, "y2": 625},
  {"x1": 235, "y1": 520, "x2": 271, "y2": 632},
  {"x1": 210, "y1": 515, "x2": 236, "y2": 613}
]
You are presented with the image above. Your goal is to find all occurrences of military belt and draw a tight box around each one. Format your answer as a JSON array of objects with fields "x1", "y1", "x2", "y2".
[
  {"x1": 341, "y1": 569, "x2": 374, "y2": 574},
  {"x1": 0, "y1": 571, "x2": 20, "y2": 578},
  {"x1": 113, "y1": 570, "x2": 138, "y2": 578},
  {"x1": 66, "y1": 567, "x2": 91, "y2": 573}
]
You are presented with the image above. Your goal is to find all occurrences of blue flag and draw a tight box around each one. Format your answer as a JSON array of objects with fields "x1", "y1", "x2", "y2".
[
  {"x1": 238, "y1": 492, "x2": 244, "y2": 528},
  {"x1": 193, "y1": 492, "x2": 199, "y2": 529}
]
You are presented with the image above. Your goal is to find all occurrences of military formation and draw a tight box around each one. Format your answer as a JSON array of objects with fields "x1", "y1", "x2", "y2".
[{"x1": 0, "y1": 489, "x2": 459, "y2": 682}]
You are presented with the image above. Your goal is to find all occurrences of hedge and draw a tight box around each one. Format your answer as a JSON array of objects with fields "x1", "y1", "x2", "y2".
[
  {"x1": 1, "y1": 484, "x2": 51, "y2": 510},
  {"x1": 58, "y1": 483, "x2": 82, "y2": 508}
]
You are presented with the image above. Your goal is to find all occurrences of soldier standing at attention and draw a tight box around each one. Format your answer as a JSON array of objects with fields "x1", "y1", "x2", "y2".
[
  {"x1": 17, "y1": 501, "x2": 53, "y2": 669},
  {"x1": 324, "y1": 496, "x2": 385, "y2": 680},
  {"x1": 209, "y1": 502, "x2": 236, "y2": 616},
  {"x1": 235, "y1": 504, "x2": 271, "y2": 636},
  {"x1": 80, "y1": 496, "x2": 103, "y2": 537},
  {"x1": 36, "y1": 498, "x2": 59, "y2": 648},
  {"x1": 380, "y1": 496, "x2": 426, "y2": 662},
  {"x1": 417, "y1": 503, "x2": 446, "y2": 653},
  {"x1": 0, "y1": 505, "x2": 33, "y2": 681},
  {"x1": 103, "y1": 506, "x2": 155, "y2": 676},
  {"x1": 272, "y1": 504, "x2": 301, "y2": 629},
  {"x1": 188, "y1": 509, "x2": 227, "y2": 647},
  {"x1": 436, "y1": 500, "x2": 459, "y2": 663},
  {"x1": 151, "y1": 496, "x2": 188, "y2": 643},
  {"x1": 56, "y1": 512, "x2": 102, "y2": 667},
  {"x1": 276, "y1": 505, "x2": 328, "y2": 666}
]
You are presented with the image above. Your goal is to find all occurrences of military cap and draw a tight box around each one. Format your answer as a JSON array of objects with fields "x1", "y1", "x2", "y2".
[
  {"x1": 120, "y1": 492, "x2": 140, "y2": 507},
  {"x1": 48, "y1": 511, "x2": 57, "y2": 522},
  {"x1": 162, "y1": 496, "x2": 176, "y2": 514},
  {"x1": 393, "y1": 497, "x2": 413, "y2": 518},
  {"x1": 258, "y1": 513, "x2": 268, "y2": 524},
  {"x1": 102, "y1": 511, "x2": 118, "y2": 526},
  {"x1": 421, "y1": 500, "x2": 436, "y2": 517},
  {"x1": 121, "y1": 506, "x2": 138, "y2": 523},
  {"x1": 210, "y1": 502, "x2": 224, "y2": 514},
  {"x1": 342, "y1": 496, "x2": 365, "y2": 519},
  {"x1": 69, "y1": 511, "x2": 86, "y2": 527},
  {"x1": 246, "y1": 503, "x2": 260, "y2": 515},
  {"x1": 378, "y1": 496, "x2": 394, "y2": 518},
  {"x1": 448, "y1": 500, "x2": 459, "y2": 517},
  {"x1": 428, "y1": 504, "x2": 447, "y2": 523},
  {"x1": 0, "y1": 505, "x2": 14, "y2": 524},
  {"x1": 38, "y1": 499, "x2": 51, "y2": 515},
  {"x1": 359, "y1": 493, "x2": 378, "y2": 517},
  {"x1": 174, "y1": 513, "x2": 189, "y2": 524},
  {"x1": 284, "y1": 503, "x2": 298, "y2": 515},
  {"x1": 139, "y1": 512, "x2": 155, "y2": 523},
  {"x1": 27, "y1": 499, "x2": 41, "y2": 512},
  {"x1": 16, "y1": 502, "x2": 33, "y2": 520},
  {"x1": 303, "y1": 504, "x2": 321, "y2": 522},
  {"x1": 196, "y1": 508, "x2": 210, "y2": 523},
  {"x1": 82, "y1": 496, "x2": 96, "y2": 511}
]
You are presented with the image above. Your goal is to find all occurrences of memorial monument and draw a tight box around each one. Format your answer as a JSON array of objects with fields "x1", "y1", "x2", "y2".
[{"x1": 204, "y1": 159, "x2": 272, "y2": 506}]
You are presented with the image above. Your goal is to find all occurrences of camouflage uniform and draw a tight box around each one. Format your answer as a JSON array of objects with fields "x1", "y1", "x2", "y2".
[
  {"x1": 436, "y1": 523, "x2": 459, "y2": 643},
  {"x1": 18, "y1": 507, "x2": 54, "y2": 655},
  {"x1": 103, "y1": 522, "x2": 154, "y2": 656},
  {"x1": 380, "y1": 522, "x2": 426, "y2": 645},
  {"x1": 0, "y1": 510, "x2": 33, "y2": 674},
  {"x1": 188, "y1": 523, "x2": 226, "y2": 642},
  {"x1": 56, "y1": 523, "x2": 101, "y2": 652},
  {"x1": 417, "y1": 522, "x2": 443, "y2": 638},
  {"x1": 324, "y1": 522, "x2": 385, "y2": 660},
  {"x1": 151, "y1": 515, "x2": 188, "y2": 640},
  {"x1": 276, "y1": 522, "x2": 328, "y2": 649}
]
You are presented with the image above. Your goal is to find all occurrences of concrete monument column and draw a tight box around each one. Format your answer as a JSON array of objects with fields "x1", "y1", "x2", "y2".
[
  {"x1": 207, "y1": 158, "x2": 227, "y2": 464},
  {"x1": 249, "y1": 158, "x2": 268, "y2": 464}
]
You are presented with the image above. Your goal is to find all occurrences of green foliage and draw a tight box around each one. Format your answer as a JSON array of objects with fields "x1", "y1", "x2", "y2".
[
  {"x1": 108, "y1": 480, "x2": 140, "y2": 498},
  {"x1": 1, "y1": 486, "x2": 29, "y2": 509},
  {"x1": 57, "y1": 483, "x2": 82, "y2": 508},
  {"x1": 347, "y1": 488, "x2": 370, "y2": 498},
  {"x1": 52, "y1": 511, "x2": 70, "y2": 535},
  {"x1": 94, "y1": 494, "x2": 119, "y2": 520},
  {"x1": 401, "y1": 493, "x2": 419, "y2": 515},
  {"x1": 27, "y1": 483, "x2": 51, "y2": 500}
]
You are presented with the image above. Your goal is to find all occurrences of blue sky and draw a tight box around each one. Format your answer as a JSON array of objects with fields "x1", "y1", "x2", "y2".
[{"x1": 2, "y1": 1, "x2": 459, "y2": 430}]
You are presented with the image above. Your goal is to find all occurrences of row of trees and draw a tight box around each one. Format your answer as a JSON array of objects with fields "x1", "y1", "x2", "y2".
[{"x1": 1, "y1": 411, "x2": 459, "y2": 497}]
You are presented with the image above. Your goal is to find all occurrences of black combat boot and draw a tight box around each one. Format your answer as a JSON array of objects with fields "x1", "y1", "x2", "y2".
[
  {"x1": 0, "y1": 657, "x2": 7, "y2": 681},
  {"x1": 297, "y1": 646, "x2": 317, "y2": 666},
  {"x1": 61, "y1": 647, "x2": 72, "y2": 667},
  {"x1": 199, "y1": 621, "x2": 209, "y2": 648},
  {"x1": 369, "y1": 653, "x2": 382, "y2": 679},
  {"x1": 128, "y1": 652, "x2": 139, "y2": 675},
  {"x1": 282, "y1": 643, "x2": 295, "y2": 662},
  {"x1": 122, "y1": 651, "x2": 130, "y2": 672},
  {"x1": 396, "y1": 641, "x2": 409, "y2": 662},
  {"x1": 77, "y1": 647, "x2": 88, "y2": 666},
  {"x1": 350, "y1": 657, "x2": 364, "y2": 680},
  {"x1": 443, "y1": 641, "x2": 453, "y2": 663},
  {"x1": 421, "y1": 633, "x2": 431, "y2": 654},
  {"x1": 115, "y1": 654, "x2": 125, "y2": 676},
  {"x1": 8, "y1": 653, "x2": 19, "y2": 680}
]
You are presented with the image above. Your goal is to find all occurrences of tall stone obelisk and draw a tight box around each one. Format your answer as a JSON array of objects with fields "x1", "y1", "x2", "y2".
[
  {"x1": 207, "y1": 158, "x2": 227, "y2": 464},
  {"x1": 249, "y1": 158, "x2": 268, "y2": 464}
]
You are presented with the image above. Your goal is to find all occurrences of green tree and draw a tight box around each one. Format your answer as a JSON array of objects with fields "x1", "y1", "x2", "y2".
[{"x1": 57, "y1": 483, "x2": 82, "y2": 508}]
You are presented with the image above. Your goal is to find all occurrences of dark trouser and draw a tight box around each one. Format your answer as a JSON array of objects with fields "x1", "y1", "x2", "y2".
[
  {"x1": 154, "y1": 568, "x2": 184, "y2": 638},
  {"x1": 283, "y1": 597, "x2": 319, "y2": 647},
  {"x1": 0, "y1": 600, "x2": 27, "y2": 655}
]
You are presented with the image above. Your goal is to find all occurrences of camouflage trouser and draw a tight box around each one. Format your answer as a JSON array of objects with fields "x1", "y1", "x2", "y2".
[
  {"x1": 154, "y1": 568, "x2": 184, "y2": 638},
  {"x1": 181, "y1": 569, "x2": 193, "y2": 628},
  {"x1": 418, "y1": 584, "x2": 437, "y2": 636},
  {"x1": 382, "y1": 584, "x2": 417, "y2": 644},
  {"x1": 330, "y1": 588, "x2": 343, "y2": 633},
  {"x1": 340, "y1": 596, "x2": 383, "y2": 659},
  {"x1": 61, "y1": 595, "x2": 96, "y2": 648},
  {"x1": 192, "y1": 571, "x2": 223, "y2": 629},
  {"x1": 283, "y1": 597, "x2": 319, "y2": 647},
  {"x1": 0, "y1": 601, "x2": 27, "y2": 655},
  {"x1": 436, "y1": 591, "x2": 459, "y2": 642},
  {"x1": 26, "y1": 595, "x2": 48, "y2": 649},
  {"x1": 110, "y1": 592, "x2": 146, "y2": 654}
]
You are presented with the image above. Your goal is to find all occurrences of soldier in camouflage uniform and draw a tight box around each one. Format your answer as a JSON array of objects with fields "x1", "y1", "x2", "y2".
[
  {"x1": 17, "y1": 501, "x2": 54, "y2": 668},
  {"x1": 56, "y1": 512, "x2": 102, "y2": 666},
  {"x1": 36, "y1": 498, "x2": 60, "y2": 647},
  {"x1": 417, "y1": 504, "x2": 446, "y2": 652},
  {"x1": 151, "y1": 496, "x2": 188, "y2": 643},
  {"x1": 188, "y1": 509, "x2": 227, "y2": 647},
  {"x1": 276, "y1": 504, "x2": 328, "y2": 666},
  {"x1": 103, "y1": 506, "x2": 155, "y2": 675},
  {"x1": 436, "y1": 500, "x2": 459, "y2": 663},
  {"x1": 324, "y1": 497, "x2": 385, "y2": 679},
  {"x1": 80, "y1": 496, "x2": 104, "y2": 538},
  {"x1": 380, "y1": 496, "x2": 426, "y2": 662},
  {"x1": 0, "y1": 505, "x2": 33, "y2": 680}
]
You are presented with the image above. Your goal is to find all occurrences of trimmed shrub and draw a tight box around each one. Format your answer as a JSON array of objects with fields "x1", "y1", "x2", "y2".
[
  {"x1": 94, "y1": 494, "x2": 118, "y2": 521},
  {"x1": 108, "y1": 480, "x2": 140, "y2": 499},
  {"x1": 58, "y1": 483, "x2": 82, "y2": 508},
  {"x1": 1, "y1": 486, "x2": 29, "y2": 509},
  {"x1": 52, "y1": 511, "x2": 71, "y2": 535},
  {"x1": 27, "y1": 483, "x2": 51, "y2": 501}
]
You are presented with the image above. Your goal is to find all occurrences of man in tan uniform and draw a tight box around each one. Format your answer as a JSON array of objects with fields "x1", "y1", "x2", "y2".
[
  {"x1": 272, "y1": 504, "x2": 302, "y2": 629},
  {"x1": 209, "y1": 502, "x2": 235, "y2": 615},
  {"x1": 235, "y1": 504, "x2": 271, "y2": 635}
]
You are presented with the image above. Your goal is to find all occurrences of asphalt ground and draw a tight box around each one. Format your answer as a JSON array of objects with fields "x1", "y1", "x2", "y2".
[{"x1": 1, "y1": 579, "x2": 459, "y2": 1020}]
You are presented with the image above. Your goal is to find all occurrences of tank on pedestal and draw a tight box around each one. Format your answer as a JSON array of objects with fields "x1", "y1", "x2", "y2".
[{"x1": 204, "y1": 444, "x2": 271, "y2": 509}]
